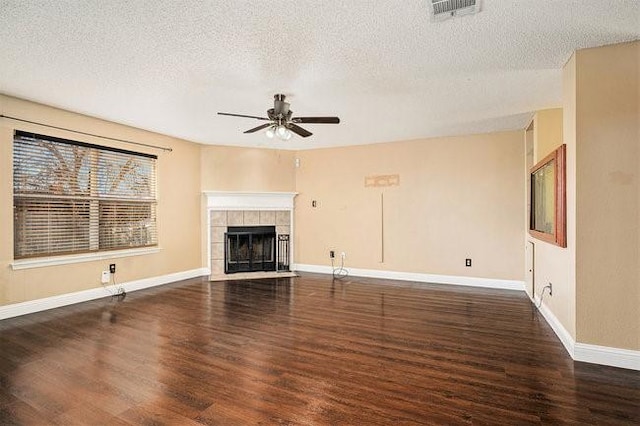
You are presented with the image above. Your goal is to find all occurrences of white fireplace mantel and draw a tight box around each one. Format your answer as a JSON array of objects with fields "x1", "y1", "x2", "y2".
[{"x1": 204, "y1": 191, "x2": 297, "y2": 210}]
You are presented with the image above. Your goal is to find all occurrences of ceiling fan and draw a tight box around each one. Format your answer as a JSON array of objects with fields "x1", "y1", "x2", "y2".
[{"x1": 218, "y1": 94, "x2": 340, "y2": 140}]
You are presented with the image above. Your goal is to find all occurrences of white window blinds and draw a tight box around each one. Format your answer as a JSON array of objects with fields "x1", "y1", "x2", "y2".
[{"x1": 13, "y1": 131, "x2": 158, "y2": 258}]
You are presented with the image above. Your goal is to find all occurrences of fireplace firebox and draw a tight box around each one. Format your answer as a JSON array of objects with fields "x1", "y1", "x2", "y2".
[{"x1": 225, "y1": 226, "x2": 276, "y2": 274}]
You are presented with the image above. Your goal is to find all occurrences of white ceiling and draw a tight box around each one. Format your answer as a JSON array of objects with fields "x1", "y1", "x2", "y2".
[{"x1": 0, "y1": 1, "x2": 638, "y2": 150}]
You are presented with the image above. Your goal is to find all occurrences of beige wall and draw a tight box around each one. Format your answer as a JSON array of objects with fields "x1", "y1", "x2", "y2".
[
  {"x1": 533, "y1": 109, "x2": 564, "y2": 162},
  {"x1": 200, "y1": 145, "x2": 296, "y2": 192},
  {"x1": 295, "y1": 132, "x2": 524, "y2": 280},
  {"x1": 564, "y1": 55, "x2": 578, "y2": 340},
  {"x1": 564, "y1": 54, "x2": 578, "y2": 342},
  {"x1": 0, "y1": 95, "x2": 202, "y2": 306},
  {"x1": 574, "y1": 41, "x2": 639, "y2": 350},
  {"x1": 535, "y1": 41, "x2": 640, "y2": 351}
]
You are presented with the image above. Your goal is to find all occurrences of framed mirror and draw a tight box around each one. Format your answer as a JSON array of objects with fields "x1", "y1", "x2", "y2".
[{"x1": 529, "y1": 144, "x2": 566, "y2": 247}]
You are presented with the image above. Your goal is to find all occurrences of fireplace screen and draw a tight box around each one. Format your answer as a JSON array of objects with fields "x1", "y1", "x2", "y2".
[{"x1": 225, "y1": 226, "x2": 276, "y2": 273}]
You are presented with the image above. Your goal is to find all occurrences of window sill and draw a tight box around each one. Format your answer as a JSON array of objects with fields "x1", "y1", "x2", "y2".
[{"x1": 11, "y1": 247, "x2": 161, "y2": 270}]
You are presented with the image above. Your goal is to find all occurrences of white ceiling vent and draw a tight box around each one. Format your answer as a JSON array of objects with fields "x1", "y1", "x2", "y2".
[{"x1": 429, "y1": 0, "x2": 481, "y2": 21}]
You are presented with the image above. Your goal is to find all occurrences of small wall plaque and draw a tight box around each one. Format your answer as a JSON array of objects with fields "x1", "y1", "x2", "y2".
[{"x1": 365, "y1": 174, "x2": 400, "y2": 188}]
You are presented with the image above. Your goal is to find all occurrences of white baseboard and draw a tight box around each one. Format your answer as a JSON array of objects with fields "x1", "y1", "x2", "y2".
[
  {"x1": 534, "y1": 295, "x2": 640, "y2": 371},
  {"x1": 121, "y1": 267, "x2": 210, "y2": 293},
  {"x1": 534, "y1": 295, "x2": 576, "y2": 357},
  {"x1": 293, "y1": 263, "x2": 525, "y2": 291},
  {"x1": 574, "y1": 343, "x2": 640, "y2": 371},
  {"x1": 0, "y1": 267, "x2": 210, "y2": 320}
]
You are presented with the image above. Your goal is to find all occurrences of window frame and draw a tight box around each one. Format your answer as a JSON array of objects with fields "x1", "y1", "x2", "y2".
[{"x1": 12, "y1": 130, "x2": 159, "y2": 263}]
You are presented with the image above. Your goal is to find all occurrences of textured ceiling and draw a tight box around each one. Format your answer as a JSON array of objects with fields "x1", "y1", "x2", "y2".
[{"x1": 0, "y1": 1, "x2": 638, "y2": 150}]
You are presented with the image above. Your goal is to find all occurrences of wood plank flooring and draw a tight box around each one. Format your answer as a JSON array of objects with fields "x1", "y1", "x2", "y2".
[{"x1": 0, "y1": 273, "x2": 638, "y2": 425}]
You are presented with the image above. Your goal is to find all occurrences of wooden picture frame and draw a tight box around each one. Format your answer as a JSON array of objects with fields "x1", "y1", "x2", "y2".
[{"x1": 529, "y1": 144, "x2": 566, "y2": 247}]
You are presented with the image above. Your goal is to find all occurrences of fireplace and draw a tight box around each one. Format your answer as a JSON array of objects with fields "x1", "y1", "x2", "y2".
[
  {"x1": 205, "y1": 191, "x2": 297, "y2": 279},
  {"x1": 225, "y1": 226, "x2": 276, "y2": 273}
]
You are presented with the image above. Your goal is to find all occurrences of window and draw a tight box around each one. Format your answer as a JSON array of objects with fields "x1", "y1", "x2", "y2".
[
  {"x1": 13, "y1": 131, "x2": 158, "y2": 259},
  {"x1": 529, "y1": 144, "x2": 566, "y2": 247}
]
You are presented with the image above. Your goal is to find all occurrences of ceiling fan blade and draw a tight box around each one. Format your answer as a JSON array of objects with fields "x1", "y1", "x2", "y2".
[
  {"x1": 218, "y1": 112, "x2": 270, "y2": 121},
  {"x1": 243, "y1": 123, "x2": 272, "y2": 134},
  {"x1": 291, "y1": 116, "x2": 340, "y2": 124},
  {"x1": 288, "y1": 124, "x2": 313, "y2": 138}
]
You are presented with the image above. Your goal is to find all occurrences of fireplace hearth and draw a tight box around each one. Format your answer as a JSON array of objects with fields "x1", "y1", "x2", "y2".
[{"x1": 225, "y1": 226, "x2": 276, "y2": 274}]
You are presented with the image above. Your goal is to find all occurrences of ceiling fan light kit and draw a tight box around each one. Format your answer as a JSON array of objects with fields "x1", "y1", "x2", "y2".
[
  {"x1": 265, "y1": 125, "x2": 292, "y2": 140},
  {"x1": 218, "y1": 94, "x2": 340, "y2": 141},
  {"x1": 265, "y1": 127, "x2": 275, "y2": 139}
]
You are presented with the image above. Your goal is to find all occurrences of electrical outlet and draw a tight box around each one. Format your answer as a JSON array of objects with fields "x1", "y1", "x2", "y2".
[
  {"x1": 109, "y1": 263, "x2": 116, "y2": 274},
  {"x1": 465, "y1": 258, "x2": 472, "y2": 267},
  {"x1": 548, "y1": 282, "x2": 553, "y2": 296},
  {"x1": 330, "y1": 250, "x2": 335, "y2": 258},
  {"x1": 341, "y1": 252, "x2": 346, "y2": 259},
  {"x1": 101, "y1": 270, "x2": 110, "y2": 284}
]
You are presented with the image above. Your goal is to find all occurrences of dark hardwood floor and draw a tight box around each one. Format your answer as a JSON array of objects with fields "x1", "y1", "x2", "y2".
[{"x1": 0, "y1": 273, "x2": 638, "y2": 425}]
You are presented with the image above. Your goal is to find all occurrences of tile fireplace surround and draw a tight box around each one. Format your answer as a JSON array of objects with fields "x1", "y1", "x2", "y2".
[{"x1": 204, "y1": 192, "x2": 297, "y2": 280}]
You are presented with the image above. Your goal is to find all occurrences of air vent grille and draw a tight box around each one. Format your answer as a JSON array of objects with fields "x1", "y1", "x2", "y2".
[{"x1": 430, "y1": 0, "x2": 481, "y2": 20}]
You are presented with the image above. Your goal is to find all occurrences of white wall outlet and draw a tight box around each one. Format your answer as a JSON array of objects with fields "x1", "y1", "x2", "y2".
[
  {"x1": 101, "y1": 270, "x2": 110, "y2": 284},
  {"x1": 341, "y1": 252, "x2": 346, "y2": 259}
]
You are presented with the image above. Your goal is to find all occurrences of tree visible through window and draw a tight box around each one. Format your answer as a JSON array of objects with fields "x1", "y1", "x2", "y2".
[{"x1": 13, "y1": 131, "x2": 158, "y2": 258}]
